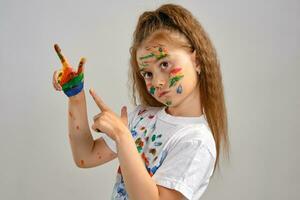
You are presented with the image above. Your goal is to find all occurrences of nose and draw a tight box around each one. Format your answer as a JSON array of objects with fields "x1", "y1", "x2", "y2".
[{"x1": 152, "y1": 73, "x2": 168, "y2": 90}]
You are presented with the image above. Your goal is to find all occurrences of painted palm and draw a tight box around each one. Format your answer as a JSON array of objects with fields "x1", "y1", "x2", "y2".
[{"x1": 54, "y1": 44, "x2": 85, "y2": 97}]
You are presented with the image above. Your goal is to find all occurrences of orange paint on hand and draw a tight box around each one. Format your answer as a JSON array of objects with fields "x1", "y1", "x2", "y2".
[{"x1": 54, "y1": 44, "x2": 86, "y2": 86}]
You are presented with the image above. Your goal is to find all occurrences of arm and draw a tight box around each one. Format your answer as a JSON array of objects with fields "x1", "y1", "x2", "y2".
[
  {"x1": 52, "y1": 44, "x2": 117, "y2": 168},
  {"x1": 116, "y1": 131, "x2": 183, "y2": 200},
  {"x1": 68, "y1": 90, "x2": 117, "y2": 168}
]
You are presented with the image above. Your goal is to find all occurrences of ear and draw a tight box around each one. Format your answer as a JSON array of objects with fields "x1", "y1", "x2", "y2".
[{"x1": 191, "y1": 50, "x2": 200, "y2": 71}]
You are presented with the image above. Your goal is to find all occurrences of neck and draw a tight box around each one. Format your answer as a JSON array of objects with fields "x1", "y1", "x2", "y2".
[{"x1": 166, "y1": 87, "x2": 203, "y2": 117}]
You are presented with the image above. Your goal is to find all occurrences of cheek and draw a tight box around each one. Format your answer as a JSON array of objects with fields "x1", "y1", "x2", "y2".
[
  {"x1": 168, "y1": 66, "x2": 185, "y2": 88},
  {"x1": 146, "y1": 82, "x2": 156, "y2": 95}
]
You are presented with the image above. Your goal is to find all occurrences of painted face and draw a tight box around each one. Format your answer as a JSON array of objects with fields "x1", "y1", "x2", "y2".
[{"x1": 137, "y1": 42, "x2": 199, "y2": 108}]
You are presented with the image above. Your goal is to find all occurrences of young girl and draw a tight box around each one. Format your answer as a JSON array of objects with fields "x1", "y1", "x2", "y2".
[{"x1": 52, "y1": 3, "x2": 229, "y2": 200}]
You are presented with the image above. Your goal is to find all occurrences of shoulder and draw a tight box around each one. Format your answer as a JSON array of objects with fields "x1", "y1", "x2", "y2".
[{"x1": 171, "y1": 124, "x2": 216, "y2": 159}]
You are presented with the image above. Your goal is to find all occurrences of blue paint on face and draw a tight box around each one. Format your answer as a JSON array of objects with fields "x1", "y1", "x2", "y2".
[{"x1": 176, "y1": 84, "x2": 183, "y2": 94}]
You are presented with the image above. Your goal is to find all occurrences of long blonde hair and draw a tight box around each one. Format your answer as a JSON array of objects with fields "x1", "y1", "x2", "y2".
[{"x1": 127, "y1": 3, "x2": 230, "y2": 176}]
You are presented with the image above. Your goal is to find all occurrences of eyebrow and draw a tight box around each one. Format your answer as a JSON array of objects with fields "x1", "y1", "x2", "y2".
[{"x1": 138, "y1": 54, "x2": 170, "y2": 72}]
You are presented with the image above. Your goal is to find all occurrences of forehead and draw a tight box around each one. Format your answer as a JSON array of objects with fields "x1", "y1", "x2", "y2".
[{"x1": 136, "y1": 41, "x2": 172, "y2": 57}]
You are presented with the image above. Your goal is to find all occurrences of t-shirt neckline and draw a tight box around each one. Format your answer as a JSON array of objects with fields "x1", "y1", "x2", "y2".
[{"x1": 157, "y1": 106, "x2": 207, "y2": 125}]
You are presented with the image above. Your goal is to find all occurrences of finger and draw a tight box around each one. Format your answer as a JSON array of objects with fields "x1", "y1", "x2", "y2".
[
  {"x1": 54, "y1": 44, "x2": 69, "y2": 65},
  {"x1": 89, "y1": 88, "x2": 110, "y2": 111},
  {"x1": 77, "y1": 57, "x2": 86, "y2": 74},
  {"x1": 91, "y1": 123, "x2": 101, "y2": 132},
  {"x1": 120, "y1": 106, "x2": 128, "y2": 125},
  {"x1": 52, "y1": 70, "x2": 62, "y2": 91},
  {"x1": 93, "y1": 113, "x2": 102, "y2": 122}
]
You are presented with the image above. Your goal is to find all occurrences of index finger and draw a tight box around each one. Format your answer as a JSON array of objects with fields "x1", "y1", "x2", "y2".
[
  {"x1": 89, "y1": 88, "x2": 110, "y2": 111},
  {"x1": 54, "y1": 44, "x2": 67, "y2": 64}
]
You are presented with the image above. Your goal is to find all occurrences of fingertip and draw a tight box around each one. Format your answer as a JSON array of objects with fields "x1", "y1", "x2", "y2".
[{"x1": 89, "y1": 88, "x2": 94, "y2": 94}]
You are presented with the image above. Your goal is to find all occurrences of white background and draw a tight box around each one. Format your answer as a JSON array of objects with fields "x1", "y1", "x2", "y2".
[{"x1": 0, "y1": 0, "x2": 299, "y2": 199}]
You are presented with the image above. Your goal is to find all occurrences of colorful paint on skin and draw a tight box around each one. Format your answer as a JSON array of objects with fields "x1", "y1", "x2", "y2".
[
  {"x1": 54, "y1": 44, "x2": 85, "y2": 97},
  {"x1": 176, "y1": 84, "x2": 183, "y2": 94},
  {"x1": 165, "y1": 100, "x2": 172, "y2": 106},
  {"x1": 169, "y1": 67, "x2": 184, "y2": 87},
  {"x1": 149, "y1": 86, "x2": 156, "y2": 95},
  {"x1": 138, "y1": 45, "x2": 169, "y2": 70}
]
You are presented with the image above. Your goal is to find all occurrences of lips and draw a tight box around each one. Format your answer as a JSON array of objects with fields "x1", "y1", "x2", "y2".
[{"x1": 158, "y1": 91, "x2": 170, "y2": 97}]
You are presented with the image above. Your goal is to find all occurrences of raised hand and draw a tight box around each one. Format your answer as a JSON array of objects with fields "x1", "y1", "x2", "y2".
[{"x1": 52, "y1": 44, "x2": 86, "y2": 97}]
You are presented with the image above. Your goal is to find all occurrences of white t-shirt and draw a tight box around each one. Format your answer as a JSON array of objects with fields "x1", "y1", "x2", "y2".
[{"x1": 102, "y1": 105, "x2": 216, "y2": 200}]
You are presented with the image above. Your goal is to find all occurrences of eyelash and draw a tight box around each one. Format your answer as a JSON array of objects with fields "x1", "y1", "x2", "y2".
[{"x1": 141, "y1": 61, "x2": 170, "y2": 79}]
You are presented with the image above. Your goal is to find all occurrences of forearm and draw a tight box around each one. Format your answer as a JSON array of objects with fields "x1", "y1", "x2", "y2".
[
  {"x1": 68, "y1": 90, "x2": 94, "y2": 166},
  {"x1": 116, "y1": 131, "x2": 159, "y2": 200}
]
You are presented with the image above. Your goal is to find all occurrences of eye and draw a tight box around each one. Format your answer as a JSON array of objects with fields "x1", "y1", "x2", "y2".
[
  {"x1": 141, "y1": 71, "x2": 152, "y2": 79},
  {"x1": 160, "y1": 61, "x2": 169, "y2": 69}
]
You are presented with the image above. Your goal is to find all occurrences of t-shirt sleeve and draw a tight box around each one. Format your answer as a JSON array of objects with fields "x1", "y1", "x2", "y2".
[
  {"x1": 101, "y1": 105, "x2": 141, "y2": 153},
  {"x1": 152, "y1": 140, "x2": 215, "y2": 200}
]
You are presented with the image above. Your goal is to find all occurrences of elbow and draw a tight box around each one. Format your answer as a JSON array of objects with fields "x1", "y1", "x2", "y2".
[{"x1": 75, "y1": 159, "x2": 89, "y2": 169}]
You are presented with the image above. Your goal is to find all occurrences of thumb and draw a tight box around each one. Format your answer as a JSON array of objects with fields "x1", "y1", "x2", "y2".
[{"x1": 120, "y1": 106, "x2": 128, "y2": 126}]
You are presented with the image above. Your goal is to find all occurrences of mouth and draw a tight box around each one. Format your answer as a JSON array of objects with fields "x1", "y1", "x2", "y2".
[{"x1": 158, "y1": 91, "x2": 170, "y2": 98}]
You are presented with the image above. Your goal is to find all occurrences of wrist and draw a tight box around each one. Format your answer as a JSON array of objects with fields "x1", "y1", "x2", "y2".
[
  {"x1": 115, "y1": 128, "x2": 132, "y2": 146},
  {"x1": 69, "y1": 90, "x2": 85, "y2": 102}
]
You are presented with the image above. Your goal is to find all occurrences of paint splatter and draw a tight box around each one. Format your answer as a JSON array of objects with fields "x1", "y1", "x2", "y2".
[
  {"x1": 138, "y1": 45, "x2": 169, "y2": 70},
  {"x1": 80, "y1": 160, "x2": 85, "y2": 166},
  {"x1": 176, "y1": 84, "x2": 183, "y2": 94},
  {"x1": 169, "y1": 67, "x2": 182, "y2": 75},
  {"x1": 169, "y1": 75, "x2": 184, "y2": 87},
  {"x1": 54, "y1": 44, "x2": 85, "y2": 97},
  {"x1": 135, "y1": 138, "x2": 144, "y2": 153},
  {"x1": 131, "y1": 129, "x2": 138, "y2": 137},
  {"x1": 148, "y1": 115, "x2": 155, "y2": 119},
  {"x1": 145, "y1": 136, "x2": 149, "y2": 143},
  {"x1": 149, "y1": 148, "x2": 156, "y2": 156},
  {"x1": 151, "y1": 134, "x2": 156, "y2": 142},
  {"x1": 138, "y1": 109, "x2": 147, "y2": 115},
  {"x1": 165, "y1": 101, "x2": 172, "y2": 106},
  {"x1": 154, "y1": 141, "x2": 163, "y2": 146},
  {"x1": 149, "y1": 86, "x2": 156, "y2": 95}
]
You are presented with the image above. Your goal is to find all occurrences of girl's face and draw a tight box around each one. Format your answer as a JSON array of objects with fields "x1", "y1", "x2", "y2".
[{"x1": 136, "y1": 41, "x2": 200, "y2": 108}]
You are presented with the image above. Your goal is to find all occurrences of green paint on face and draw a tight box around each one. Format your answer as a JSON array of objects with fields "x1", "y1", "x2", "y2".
[
  {"x1": 165, "y1": 101, "x2": 172, "y2": 106},
  {"x1": 138, "y1": 46, "x2": 169, "y2": 69},
  {"x1": 149, "y1": 86, "x2": 156, "y2": 95},
  {"x1": 139, "y1": 52, "x2": 155, "y2": 60},
  {"x1": 169, "y1": 75, "x2": 184, "y2": 87}
]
